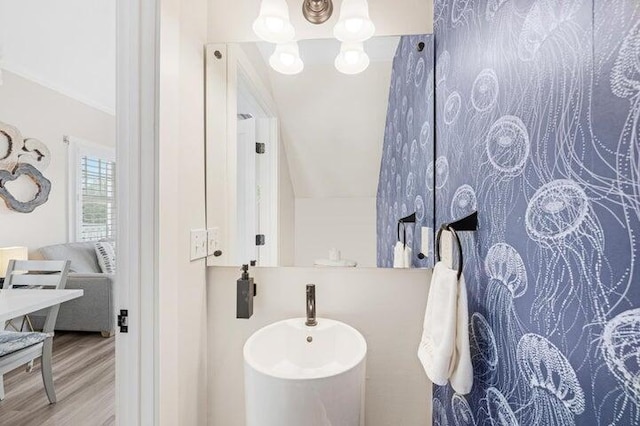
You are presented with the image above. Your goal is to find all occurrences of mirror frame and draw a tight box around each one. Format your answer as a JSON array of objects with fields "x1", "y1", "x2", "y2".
[{"x1": 205, "y1": 43, "x2": 281, "y2": 267}]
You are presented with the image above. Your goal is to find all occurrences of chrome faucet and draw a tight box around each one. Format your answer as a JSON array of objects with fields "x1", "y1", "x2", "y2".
[{"x1": 306, "y1": 284, "x2": 317, "y2": 327}]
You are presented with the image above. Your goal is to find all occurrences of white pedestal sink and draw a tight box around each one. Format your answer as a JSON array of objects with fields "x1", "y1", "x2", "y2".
[{"x1": 243, "y1": 318, "x2": 367, "y2": 426}]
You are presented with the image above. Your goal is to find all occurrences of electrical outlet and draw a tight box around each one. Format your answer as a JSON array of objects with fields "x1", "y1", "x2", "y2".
[
  {"x1": 190, "y1": 229, "x2": 208, "y2": 261},
  {"x1": 421, "y1": 227, "x2": 432, "y2": 257},
  {"x1": 207, "y1": 227, "x2": 220, "y2": 256}
]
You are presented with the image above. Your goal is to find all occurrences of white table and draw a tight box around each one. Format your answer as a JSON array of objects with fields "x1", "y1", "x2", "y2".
[{"x1": 0, "y1": 289, "x2": 84, "y2": 323}]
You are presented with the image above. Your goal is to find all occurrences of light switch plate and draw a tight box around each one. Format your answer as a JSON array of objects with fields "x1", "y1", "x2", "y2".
[
  {"x1": 207, "y1": 227, "x2": 220, "y2": 256},
  {"x1": 190, "y1": 229, "x2": 208, "y2": 261},
  {"x1": 421, "y1": 227, "x2": 432, "y2": 258}
]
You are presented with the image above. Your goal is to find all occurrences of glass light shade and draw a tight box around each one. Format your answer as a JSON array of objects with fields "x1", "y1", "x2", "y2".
[
  {"x1": 335, "y1": 42, "x2": 370, "y2": 75},
  {"x1": 0, "y1": 246, "x2": 28, "y2": 278},
  {"x1": 333, "y1": 0, "x2": 375, "y2": 42},
  {"x1": 270, "y1": 42, "x2": 304, "y2": 75},
  {"x1": 253, "y1": 0, "x2": 295, "y2": 43}
]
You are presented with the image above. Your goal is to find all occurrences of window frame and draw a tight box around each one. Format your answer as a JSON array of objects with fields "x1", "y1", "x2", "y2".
[{"x1": 67, "y1": 136, "x2": 116, "y2": 243}]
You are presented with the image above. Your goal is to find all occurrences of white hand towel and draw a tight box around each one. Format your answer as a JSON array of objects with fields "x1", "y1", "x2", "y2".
[
  {"x1": 404, "y1": 246, "x2": 412, "y2": 268},
  {"x1": 393, "y1": 242, "x2": 413, "y2": 268},
  {"x1": 393, "y1": 242, "x2": 405, "y2": 268},
  {"x1": 418, "y1": 262, "x2": 473, "y2": 394},
  {"x1": 449, "y1": 271, "x2": 473, "y2": 395}
]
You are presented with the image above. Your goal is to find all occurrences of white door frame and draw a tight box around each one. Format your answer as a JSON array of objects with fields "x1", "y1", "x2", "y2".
[{"x1": 116, "y1": 0, "x2": 159, "y2": 424}]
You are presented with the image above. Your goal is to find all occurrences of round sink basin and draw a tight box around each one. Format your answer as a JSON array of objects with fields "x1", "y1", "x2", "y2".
[{"x1": 244, "y1": 318, "x2": 367, "y2": 426}]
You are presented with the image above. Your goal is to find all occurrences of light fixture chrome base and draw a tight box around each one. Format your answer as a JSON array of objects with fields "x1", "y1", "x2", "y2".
[{"x1": 302, "y1": 0, "x2": 333, "y2": 25}]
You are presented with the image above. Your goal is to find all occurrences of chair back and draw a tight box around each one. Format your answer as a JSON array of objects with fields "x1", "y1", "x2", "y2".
[
  {"x1": 3, "y1": 260, "x2": 70, "y2": 290},
  {"x1": 3, "y1": 260, "x2": 71, "y2": 333}
]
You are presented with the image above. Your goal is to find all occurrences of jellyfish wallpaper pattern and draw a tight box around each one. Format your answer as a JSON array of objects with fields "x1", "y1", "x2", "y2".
[
  {"x1": 376, "y1": 34, "x2": 435, "y2": 269},
  {"x1": 375, "y1": 0, "x2": 640, "y2": 424}
]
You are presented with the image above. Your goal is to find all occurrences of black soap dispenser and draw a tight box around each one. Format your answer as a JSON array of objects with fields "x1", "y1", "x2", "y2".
[{"x1": 237, "y1": 264, "x2": 256, "y2": 319}]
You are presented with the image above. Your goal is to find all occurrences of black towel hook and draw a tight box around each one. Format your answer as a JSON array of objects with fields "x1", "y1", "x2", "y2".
[
  {"x1": 435, "y1": 211, "x2": 478, "y2": 281},
  {"x1": 397, "y1": 212, "x2": 417, "y2": 248}
]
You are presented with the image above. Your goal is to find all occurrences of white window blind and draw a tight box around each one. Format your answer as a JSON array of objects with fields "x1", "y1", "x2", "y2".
[
  {"x1": 68, "y1": 138, "x2": 116, "y2": 243},
  {"x1": 79, "y1": 156, "x2": 116, "y2": 241}
]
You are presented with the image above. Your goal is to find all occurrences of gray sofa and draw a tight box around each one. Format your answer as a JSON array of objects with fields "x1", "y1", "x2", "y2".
[{"x1": 32, "y1": 242, "x2": 116, "y2": 337}]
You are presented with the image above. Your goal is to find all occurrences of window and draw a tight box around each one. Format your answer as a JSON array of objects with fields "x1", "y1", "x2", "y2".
[{"x1": 69, "y1": 138, "x2": 116, "y2": 242}]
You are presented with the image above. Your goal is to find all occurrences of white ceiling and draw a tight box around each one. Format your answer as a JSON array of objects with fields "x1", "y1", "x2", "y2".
[
  {"x1": 0, "y1": 0, "x2": 116, "y2": 115},
  {"x1": 209, "y1": 0, "x2": 433, "y2": 42},
  {"x1": 255, "y1": 37, "x2": 398, "y2": 198}
]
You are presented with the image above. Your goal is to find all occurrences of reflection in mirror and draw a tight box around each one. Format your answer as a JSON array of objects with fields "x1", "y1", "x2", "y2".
[{"x1": 206, "y1": 35, "x2": 434, "y2": 268}]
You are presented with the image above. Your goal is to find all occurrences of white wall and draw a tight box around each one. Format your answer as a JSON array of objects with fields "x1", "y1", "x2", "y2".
[
  {"x1": 278, "y1": 140, "x2": 296, "y2": 266},
  {"x1": 207, "y1": 266, "x2": 432, "y2": 426},
  {"x1": 0, "y1": 0, "x2": 116, "y2": 114},
  {"x1": 0, "y1": 71, "x2": 115, "y2": 255},
  {"x1": 295, "y1": 197, "x2": 377, "y2": 267},
  {"x1": 271, "y1": 60, "x2": 391, "y2": 199},
  {"x1": 158, "y1": 0, "x2": 209, "y2": 423},
  {"x1": 207, "y1": 0, "x2": 433, "y2": 42}
]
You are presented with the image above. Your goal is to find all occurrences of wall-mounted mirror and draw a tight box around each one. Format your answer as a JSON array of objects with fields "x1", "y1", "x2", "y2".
[{"x1": 206, "y1": 34, "x2": 434, "y2": 268}]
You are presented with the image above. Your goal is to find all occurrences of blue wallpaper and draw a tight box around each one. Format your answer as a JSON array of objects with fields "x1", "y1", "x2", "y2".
[
  {"x1": 377, "y1": 1, "x2": 640, "y2": 424},
  {"x1": 432, "y1": 0, "x2": 640, "y2": 424},
  {"x1": 376, "y1": 35, "x2": 435, "y2": 268}
]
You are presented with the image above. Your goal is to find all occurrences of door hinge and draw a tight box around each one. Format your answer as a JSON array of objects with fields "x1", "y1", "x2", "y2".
[
  {"x1": 118, "y1": 309, "x2": 129, "y2": 333},
  {"x1": 256, "y1": 234, "x2": 266, "y2": 246},
  {"x1": 256, "y1": 142, "x2": 266, "y2": 154}
]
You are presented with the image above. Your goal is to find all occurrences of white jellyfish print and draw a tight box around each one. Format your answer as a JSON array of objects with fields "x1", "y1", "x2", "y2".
[
  {"x1": 410, "y1": 139, "x2": 419, "y2": 165},
  {"x1": 406, "y1": 172, "x2": 416, "y2": 198},
  {"x1": 486, "y1": 387, "x2": 519, "y2": 426},
  {"x1": 517, "y1": 0, "x2": 585, "y2": 62},
  {"x1": 484, "y1": 243, "x2": 528, "y2": 400},
  {"x1": 517, "y1": 334, "x2": 585, "y2": 425},
  {"x1": 415, "y1": 195, "x2": 425, "y2": 222},
  {"x1": 415, "y1": 57, "x2": 426, "y2": 87},
  {"x1": 485, "y1": 116, "x2": 529, "y2": 177},
  {"x1": 451, "y1": 184, "x2": 477, "y2": 219},
  {"x1": 420, "y1": 121, "x2": 431, "y2": 149},
  {"x1": 451, "y1": 0, "x2": 474, "y2": 28},
  {"x1": 452, "y1": 394, "x2": 476, "y2": 426},
  {"x1": 406, "y1": 51, "x2": 415, "y2": 85},
  {"x1": 470, "y1": 312, "x2": 498, "y2": 387},
  {"x1": 444, "y1": 91, "x2": 462, "y2": 125},
  {"x1": 436, "y1": 51, "x2": 451, "y2": 85},
  {"x1": 525, "y1": 179, "x2": 613, "y2": 342},
  {"x1": 611, "y1": 20, "x2": 640, "y2": 225},
  {"x1": 601, "y1": 309, "x2": 640, "y2": 424},
  {"x1": 472, "y1": 69, "x2": 499, "y2": 112},
  {"x1": 395, "y1": 132, "x2": 403, "y2": 154},
  {"x1": 485, "y1": 0, "x2": 509, "y2": 21},
  {"x1": 434, "y1": 397, "x2": 450, "y2": 426},
  {"x1": 436, "y1": 157, "x2": 450, "y2": 190}
]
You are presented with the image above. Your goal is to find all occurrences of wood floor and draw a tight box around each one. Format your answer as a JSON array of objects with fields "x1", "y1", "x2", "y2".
[{"x1": 0, "y1": 332, "x2": 115, "y2": 426}]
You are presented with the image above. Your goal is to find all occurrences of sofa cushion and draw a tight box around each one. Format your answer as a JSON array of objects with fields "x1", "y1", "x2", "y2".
[
  {"x1": 40, "y1": 242, "x2": 100, "y2": 273},
  {"x1": 95, "y1": 241, "x2": 116, "y2": 274},
  {"x1": 0, "y1": 331, "x2": 50, "y2": 357}
]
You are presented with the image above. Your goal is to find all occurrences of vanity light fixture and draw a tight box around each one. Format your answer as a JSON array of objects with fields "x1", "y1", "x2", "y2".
[
  {"x1": 335, "y1": 42, "x2": 370, "y2": 75},
  {"x1": 255, "y1": 0, "x2": 374, "y2": 75},
  {"x1": 333, "y1": 0, "x2": 375, "y2": 43},
  {"x1": 253, "y1": 0, "x2": 296, "y2": 43},
  {"x1": 270, "y1": 42, "x2": 304, "y2": 75},
  {"x1": 302, "y1": 0, "x2": 334, "y2": 25}
]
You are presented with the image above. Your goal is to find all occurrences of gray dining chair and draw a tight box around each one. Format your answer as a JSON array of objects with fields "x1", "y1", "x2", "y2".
[{"x1": 0, "y1": 259, "x2": 70, "y2": 403}]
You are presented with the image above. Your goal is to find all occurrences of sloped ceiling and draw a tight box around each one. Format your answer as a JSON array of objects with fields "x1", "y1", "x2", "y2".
[
  {"x1": 0, "y1": 0, "x2": 116, "y2": 114},
  {"x1": 209, "y1": 0, "x2": 433, "y2": 42},
  {"x1": 255, "y1": 37, "x2": 399, "y2": 198}
]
